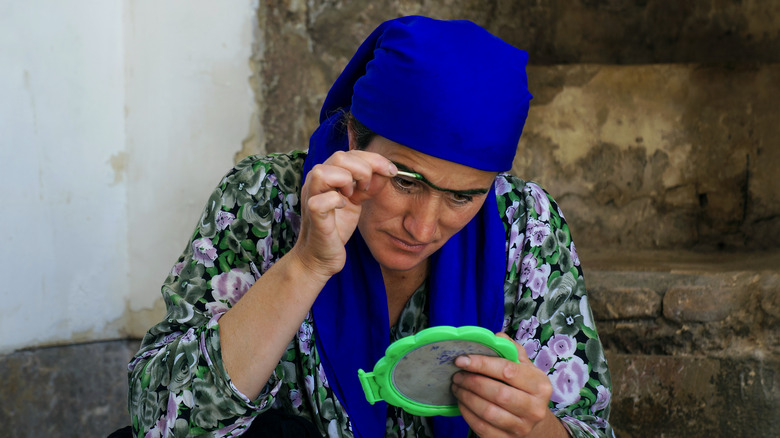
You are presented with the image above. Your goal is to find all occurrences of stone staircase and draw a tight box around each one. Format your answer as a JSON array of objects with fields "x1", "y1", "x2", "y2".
[{"x1": 583, "y1": 249, "x2": 780, "y2": 437}]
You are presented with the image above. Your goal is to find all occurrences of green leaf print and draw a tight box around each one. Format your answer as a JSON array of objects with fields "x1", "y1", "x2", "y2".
[
  {"x1": 251, "y1": 225, "x2": 268, "y2": 238},
  {"x1": 540, "y1": 324, "x2": 554, "y2": 343},
  {"x1": 318, "y1": 386, "x2": 328, "y2": 403}
]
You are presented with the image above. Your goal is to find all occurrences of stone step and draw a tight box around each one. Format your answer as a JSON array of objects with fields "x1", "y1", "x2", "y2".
[
  {"x1": 582, "y1": 249, "x2": 779, "y2": 356},
  {"x1": 607, "y1": 352, "x2": 780, "y2": 438},
  {"x1": 0, "y1": 340, "x2": 138, "y2": 438},
  {"x1": 586, "y1": 249, "x2": 779, "y2": 437}
]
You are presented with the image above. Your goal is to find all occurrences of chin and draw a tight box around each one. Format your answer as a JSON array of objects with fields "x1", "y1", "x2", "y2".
[
  {"x1": 376, "y1": 257, "x2": 426, "y2": 274},
  {"x1": 365, "y1": 242, "x2": 431, "y2": 274}
]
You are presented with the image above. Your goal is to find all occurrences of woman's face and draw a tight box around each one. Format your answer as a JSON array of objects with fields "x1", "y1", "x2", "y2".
[{"x1": 353, "y1": 135, "x2": 498, "y2": 276}]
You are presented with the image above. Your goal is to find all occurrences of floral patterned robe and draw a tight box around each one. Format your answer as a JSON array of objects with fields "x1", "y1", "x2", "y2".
[{"x1": 128, "y1": 150, "x2": 615, "y2": 438}]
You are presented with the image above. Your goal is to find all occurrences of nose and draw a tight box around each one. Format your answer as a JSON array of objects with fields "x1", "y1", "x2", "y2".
[{"x1": 402, "y1": 195, "x2": 443, "y2": 243}]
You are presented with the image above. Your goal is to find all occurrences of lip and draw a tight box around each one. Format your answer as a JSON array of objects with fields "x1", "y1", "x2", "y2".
[{"x1": 387, "y1": 234, "x2": 430, "y2": 253}]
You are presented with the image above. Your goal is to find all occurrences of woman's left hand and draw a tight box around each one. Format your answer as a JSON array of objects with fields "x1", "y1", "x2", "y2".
[{"x1": 451, "y1": 333, "x2": 568, "y2": 438}]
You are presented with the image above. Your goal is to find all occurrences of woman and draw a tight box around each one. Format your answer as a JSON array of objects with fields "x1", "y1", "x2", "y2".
[{"x1": 128, "y1": 16, "x2": 614, "y2": 438}]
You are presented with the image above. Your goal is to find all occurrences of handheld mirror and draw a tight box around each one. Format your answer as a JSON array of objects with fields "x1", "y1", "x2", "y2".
[{"x1": 358, "y1": 325, "x2": 519, "y2": 417}]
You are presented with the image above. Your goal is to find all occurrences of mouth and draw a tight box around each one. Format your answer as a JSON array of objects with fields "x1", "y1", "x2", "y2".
[{"x1": 387, "y1": 234, "x2": 430, "y2": 253}]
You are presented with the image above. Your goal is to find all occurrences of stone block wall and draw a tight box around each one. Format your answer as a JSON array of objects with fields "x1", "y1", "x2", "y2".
[{"x1": 584, "y1": 250, "x2": 780, "y2": 436}]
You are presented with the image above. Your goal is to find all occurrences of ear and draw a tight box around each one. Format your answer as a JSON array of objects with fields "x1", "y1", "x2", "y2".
[{"x1": 347, "y1": 118, "x2": 357, "y2": 151}]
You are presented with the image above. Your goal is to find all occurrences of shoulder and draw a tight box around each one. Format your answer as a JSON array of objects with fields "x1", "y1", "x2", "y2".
[
  {"x1": 195, "y1": 150, "x2": 307, "y2": 239},
  {"x1": 223, "y1": 150, "x2": 308, "y2": 195},
  {"x1": 494, "y1": 173, "x2": 560, "y2": 226}
]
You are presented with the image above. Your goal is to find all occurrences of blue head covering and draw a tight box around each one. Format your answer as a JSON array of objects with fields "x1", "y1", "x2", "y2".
[{"x1": 303, "y1": 16, "x2": 532, "y2": 437}]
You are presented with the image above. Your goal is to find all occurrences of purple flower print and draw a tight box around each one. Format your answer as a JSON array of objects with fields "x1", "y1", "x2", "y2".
[
  {"x1": 171, "y1": 261, "x2": 185, "y2": 277},
  {"x1": 495, "y1": 177, "x2": 512, "y2": 196},
  {"x1": 318, "y1": 364, "x2": 329, "y2": 388},
  {"x1": 506, "y1": 220, "x2": 525, "y2": 272},
  {"x1": 550, "y1": 356, "x2": 588, "y2": 407},
  {"x1": 216, "y1": 211, "x2": 235, "y2": 231},
  {"x1": 516, "y1": 316, "x2": 540, "y2": 342},
  {"x1": 528, "y1": 264, "x2": 551, "y2": 299},
  {"x1": 206, "y1": 300, "x2": 229, "y2": 315},
  {"x1": 529, "y1": 183, "x2": 550, "y2": 221},
  {"x1": 505, "y1": 200, "x2": 520, "y2": 222},
  {"x1": 214, "y1": 415, "x2": 256, "y2": 436},
  {"x1": 298, "y1": 321, "x2": 314, "y2": 355},
  {"x1": 274, "y1": 205, "x2": 283, "y2": 222},
  {"x1": 145, "y1": 418, "x2": 164, "y2": 438},
  {"x1": 257, "y1": 234, "x2": 275, "y2": 272},
  {"x1": 549, "y1": 333, "x2": 577, "y2": 359},
  {"x1": 527, "y1": 218, "x2": 551, "y2": 247},
  {"x1": 304, "y1": 375, "x2": 315, "y2": 396},
  {"x1": 285, "y1": 210, "x2": 301, "y2": 235},
  {"x1": 520, "y1": 253, "x2": 537, "y2": 284},
  {"x1": 211, "y1": 269, "x2": 255, "y2": 308},
  {"x1": 165, "y1": 392, "x2": 178, "y2": 431},
  {"x1": 523, "y1": 339, "x2": 541, "y2": 360},
  {"x1": 592, "y1": 384, "x2": 611, "y2": 412},
  {"x1": 534, "y1": 346, "x2": 557, "y2": 374},
  {"x1": 192, "y1": 238, "x2": 218, "y2": 267},
  {"x1": 290, "y1": 389, "x2": 303, "y2": 409},
  {"x1": 570, "y1": 242, "x2": 580, "y2": 266}
]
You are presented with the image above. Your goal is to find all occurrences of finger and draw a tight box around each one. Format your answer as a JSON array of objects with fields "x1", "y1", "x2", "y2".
[
  {"x1": 306, "y1": 164, "x2": 358, "y2": 198},
  {"x1": 457, "y1": 397, "x2": 527, "y2": 438},
  {"x1": 452, "y1": 368, "x2": 530, "y2": 419},
  {"x1": 324, "y1": 150, "x2": 398, "y2": 192},
  {"x1": 496, "y1": 332, "x2": 532, "y2": 364},
  {"x1": 343, "y1": 149, "x2": 399, "y2": 177},
  {"x1": 306, "y1": 191, "x2": 347, "y2": 224},
  {"x1": 455, "y1": 352, "x2": 524, "y2": 383},
  {"x1": 323, "y1": 151, "x2": 372, "y2": 192}
]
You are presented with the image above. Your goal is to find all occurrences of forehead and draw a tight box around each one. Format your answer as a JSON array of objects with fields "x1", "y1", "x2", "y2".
[{"x1": 365, "y1": 136, "x2": 497, "y2": 189}]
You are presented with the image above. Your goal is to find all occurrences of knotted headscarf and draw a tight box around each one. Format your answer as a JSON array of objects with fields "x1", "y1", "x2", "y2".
[{"x1": 303, "y1": 16, "x2": 532, "y2": 437}]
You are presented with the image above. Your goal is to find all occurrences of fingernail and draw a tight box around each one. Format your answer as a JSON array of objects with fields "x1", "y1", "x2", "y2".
[
  {"x1": 455, "y1": 356, "x2": 470, "y2": 368},
  {"x1": 388, "y1": 162, "x2": 398, "y2": 176}
]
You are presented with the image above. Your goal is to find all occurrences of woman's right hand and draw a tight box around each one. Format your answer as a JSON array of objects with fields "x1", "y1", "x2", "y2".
[{"x1": 291, "y1": 150, "x2": 398, "y2": 279}]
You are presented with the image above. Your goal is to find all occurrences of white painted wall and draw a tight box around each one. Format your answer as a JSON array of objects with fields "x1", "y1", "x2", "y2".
[{"x1": 0, "y1": 1, "x2": 256, "y2": 354}]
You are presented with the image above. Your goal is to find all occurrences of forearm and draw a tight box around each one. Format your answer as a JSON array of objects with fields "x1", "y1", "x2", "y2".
[{"x1": 219, "y1": 246, "x2": 331, "y2": 399}]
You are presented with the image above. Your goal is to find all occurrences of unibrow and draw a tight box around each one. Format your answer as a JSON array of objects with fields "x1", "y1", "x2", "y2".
[{"x1": 392, "y1": 162, "x2": 490, "y2": 196}]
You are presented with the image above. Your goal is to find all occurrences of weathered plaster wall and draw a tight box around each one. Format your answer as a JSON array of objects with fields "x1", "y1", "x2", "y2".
[
  {"x1": 123, "y1": 1, "x2": 257, "y2": 338},
  {"x1": 519, "y1": 64, "x2": 780, "y2": 250},
  {"x1": 246, "y1": 0, "x2": 780, "y2": 251},
  {"x1": 0, "y1": 1, "x2": 256, "y2": 352},
  {"x1": 1, "y1": 1, "x2": 129, "y2": 354}
]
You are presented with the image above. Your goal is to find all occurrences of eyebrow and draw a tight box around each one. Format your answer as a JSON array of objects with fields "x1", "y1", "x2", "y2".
[{"x1": 392, "y1": 161, "x2": 491, "y2": 196}]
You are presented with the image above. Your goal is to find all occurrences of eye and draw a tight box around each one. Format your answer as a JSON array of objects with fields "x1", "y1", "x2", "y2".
[
  {"x1": 392, "y1": 175, "x2": 421, "y2": 193},
  {"x1": 447, "y1": 192, "x2": 473, "y2": 206}
]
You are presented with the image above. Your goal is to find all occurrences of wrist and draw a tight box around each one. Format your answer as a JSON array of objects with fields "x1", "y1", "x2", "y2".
[{"x1": 287, "y1": 246, "x2": 338, "y2": 286}]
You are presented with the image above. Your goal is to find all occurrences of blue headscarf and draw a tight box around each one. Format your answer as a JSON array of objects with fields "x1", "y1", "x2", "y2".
[{"x1": 303, "y1": 16, "x2": 531, "y2": 437}]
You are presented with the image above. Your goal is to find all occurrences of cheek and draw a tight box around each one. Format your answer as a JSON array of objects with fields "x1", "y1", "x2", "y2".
[
  {"x1": 358, "y1": 184, "x2": 405, "y2": 226},
  {"x1": 438, "y1": 201, "x2": 489, "y2": 234}
]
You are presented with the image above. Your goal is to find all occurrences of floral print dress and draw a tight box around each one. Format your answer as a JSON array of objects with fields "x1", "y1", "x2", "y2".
[{"x1": 128, "y1": 151, "x2": 615, "y2": 438}]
